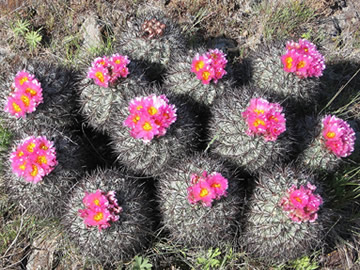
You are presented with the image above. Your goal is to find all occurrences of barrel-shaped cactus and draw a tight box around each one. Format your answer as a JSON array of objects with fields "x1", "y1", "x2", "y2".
[
  {"x1": 117, "y1": 6, "x2": 185, "y2": 67},
  {"x1": 1, "y1": 127, "x2": 86, "y2": 218},
  {"x1": 0, "y1": 61, "x2": 79, "y2": 133},
  {"x1": 62, "y1": 168, "x2": 155, "y2": 265},
  {"x1": 164, "y1": 47, "x2": 234, "y2": 106},
  {"x1": 250, "y1": 41, "x2": 322, "y2": 103},
  {"x1": 157, "y1": 154, "x2": 243, "y2": 248},
  {"x1": 243, "y1": 166, "x2": 332, "y2": 264},
  {"x1": 209, "y1": 86, "x2": 291, "y2": 173}
]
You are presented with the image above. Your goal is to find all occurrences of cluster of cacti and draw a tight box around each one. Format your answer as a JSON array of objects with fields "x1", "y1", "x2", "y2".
[
  {"x1": 62, "y1": 168, "x2": 155, "y2": 264},
  {"x1": 1, "y1": 5, "x2": 360, "y2": 268}
]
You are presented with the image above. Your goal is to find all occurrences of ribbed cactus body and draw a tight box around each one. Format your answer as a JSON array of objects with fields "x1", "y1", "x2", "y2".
[
  {"x1": 79, "y1": 60, "x2": 147, "y2": 132},
  {"x1": 250, "y1": 43, "x2": 320, "y2": 103},
  {"x1": 157, "y1": 154, "x2": 243, "y2": 248},
  {"x1": 0, "y1": 61, "x2": 79, "y2": 133},
  {"x1": 62, "y1": 168, "x2": 155, "y2": 265},
  {"x1": 243, "y1": 166, "x2": 331, "y2": 264},
  {"x1": 209, "y1": 86, "x2": 291, "y2": 173},
  {"x1": 108, "y1": 87, "x2": 200, "y2": 176},
  {"x1": 1, "y1": 127, "x2": 86, "y2": 218},
  {"x1": 117, "y1": 8, "x2": 185, "y2": 67},
  {"x1": 164, "y1": 48, "x2": 234, "y2": 106}
]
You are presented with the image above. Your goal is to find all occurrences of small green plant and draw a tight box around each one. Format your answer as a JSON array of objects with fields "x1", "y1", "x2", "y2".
[
  {"x1": 25, "y1": 29, "x2": 42, "y2": 51},
  {"x1": 11, "y1": 19, "x2": 30, "y2": 37},
  {"x1": 131, "y1": 255, "x2": 152, "y2": 270},
  {"x1": 196, "y1": 248, "x2": 221, "y2": 270},
  {"x1": 289, "y1": 256, "x2": 319, "y2": 270}
]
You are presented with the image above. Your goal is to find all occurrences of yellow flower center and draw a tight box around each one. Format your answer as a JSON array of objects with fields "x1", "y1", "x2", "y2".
[
  {"x1": 202, "y1": 71, "x2": 211, "y2": 81},
  {"x1": 12, "y1": 102, "x2": 22, "y2": 112},
  {"x1": 27, "y1": 143, "x2": 36, "y2": 152},
  {"x1": 297, "y1": 61, "x2": 306, "y2": 69},
  {"x1": 304, "y1": 47, "x2": 308, "y2": 52},
  {"x1": 200, "y1": 188, "x2": 209, "y2": 197},
  {"x1": 95, "y1": 72, "x2": 105, "y2": 83},
  {"x1": 254, "y1": 109, "x2": 264, "y2": 115},
  {"x1": 133, "y1": 115, "x2": 140, "y2": 123},
  {"x1": 19, "y1": 162, "x2": 26, "y2": 171},
  {"x1": 115, "y1": 59, "x2": 121, "y2": 64},
  {"x1": 26, "y1": 87, "x2": 37, "y2": 97},
  {"x1": 253, "y1": 119, "x2": 265, "y2": 127},
  {"x1": 136, "y1": 105, "x2": 143, "y2": 110},
  {"x1": 21, "y1": 95, "x2": 30, "y2": 107},
  {"x1": 143, "y1": 122, "x2": 152, "y2": 131},
  {"x1": 326, "y1": 131, "x2": 336, "y2": 139},
  {"x1": 93, "y1": 212, "x2": 104, "y2": 221},
  {"x1": 285, "y1": 57, "x2": 293, "y2": 69},
  {"x1": 19, "y1": 77, "x2": 28, "y2": 85},
  {"x1": 148, "y1": 106, "x2": 158, "y2": 115},
  {"x1": 30, "y1": 165, "x2": 38, "y2": 176},
  {"x1": 295, "y1": 197, "x2": 302, "y2": 203},
  {"x1": 37, "y1": 156, "x2": 47, "y2": 165},
  {"x1": 18, "y1": 151, "x2": 24, "y2": 157},
  {"x1": 40, "y1": 143, "x2": 48, "y2": 150},
  {"x1": 212, "y1": 183, "x2": 221, "y2": 188},
  {"x1": 195, "y1": 60, "x2": 204, "y2": 72},
  {"x1": 94, "y1": 199, "x2": 100, "y2": 206}
]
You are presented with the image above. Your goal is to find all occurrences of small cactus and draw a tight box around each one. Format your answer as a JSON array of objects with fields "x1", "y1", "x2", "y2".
[
  {"x1": 0, "y1": 61, "x2": 79, "y2": 133},
  {"x1": 117, "y1": 7, "x2": 185, "y2": 67},
  {"x1": 62, "y1": 168, "x2": 155, "y2": 265},
  {"x1": 298, "y1": 114, "x2": 356, "y2": 171},
  {"x1": 164, "y1": 47, "x2": 234, "y2": 106},
  {"x1": 157, "y1": 154, "x2": 243, "y2": 248},
  {"x1": 243, "y1": 166, "x2": 332, "y2": 264},
  {"x1": 1, "y1": 127, "x2": 86, "y2": 218},
  {"x1": 250, "y1": 42, "x2": 321, "y2": 103},
  {"x1": 209, "y1": 86, "x2": 291, "y2": 173}
]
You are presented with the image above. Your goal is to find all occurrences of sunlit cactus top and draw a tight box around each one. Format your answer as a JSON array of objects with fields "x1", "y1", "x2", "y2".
[
  {"x1": 281, "y1": 39, "x2": 325, "y2": 78},
  {"x1": 191, "y1": 49, "x2": 227, "y2": 84},
  {"x1": 123, "y1": 94, "x2": 177, "y2": 143},
  {"x1": 4, "y1": 70, "x2": 43, "y2": 118},
  {"x1": 10, "y1": 136, "x2": 57, "y2": 184},
  {"x1": 87, "y1": 54, "x2": 130, "y2": 87},
  {"x1": 280, "y1": 182, "x2": 323, "y2": 223},
  {"x1": 321, "y1": 115, "x2": 356, "y2": 158},
  {"x1": 187, "y1": 171, "x2": 228, "y2": 207},
  {"x1": 242, "y1": 98, "x2": 286, "y2": 141},
  {"x1": 78, "y1": 189, "x2": 123, "y2": 231}
]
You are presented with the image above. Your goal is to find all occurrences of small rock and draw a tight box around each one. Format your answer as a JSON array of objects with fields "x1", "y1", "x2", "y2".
[{"x1": 80, "y1": 14, "x2": 103, "y2": 51}]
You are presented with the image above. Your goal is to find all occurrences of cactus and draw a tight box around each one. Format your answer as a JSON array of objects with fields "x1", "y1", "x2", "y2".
[
  {"x1": 117, "y1": 6, "x2": 185, "y2": 67},
  {"x1": 243, "y1": 166, "x2": 332, "y2": 264},
  {"x1": 0, "y1": 61, "x2": 79, "y2": 133},
  {"x1": 250, "y1": 42, "x2": 320, "y2": 103},
  {"x1": 78, "y1": 58, "x2": 147, "y2": 132},
  {"x1": 298, "y1": 115, "x2": 356, "y2": 171},
  {"x1": 61, "y1": 168, "x2": 155, "y2": 265},
  {"x1": 208, "y1": 86, "x2": 292, "y2": 173},
  {"x1": 108, "y1": 86, "x2": 200, "y2": 176},
  {"x1": 157, "y1": 154, "x2": 243, "y2": 248},
  {"x1": 0, "y1": 127, "x2": 87, "y2": 219},
  {"x1": 164, "y1": 47, "x2": 234, "y2": 106}
]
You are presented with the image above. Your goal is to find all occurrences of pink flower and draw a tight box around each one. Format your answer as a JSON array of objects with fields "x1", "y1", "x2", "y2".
[
  {"x1": 87, "y1": 65, "x2": 110, "y2": 88},
  {"x1": 206, "y1": 49, "x2": 227, "y2": 69},
  {"x1": 14, "y1": 70, "x2": 35, "y2": 89},
  {"x1": 92, "y1": 56, "x2": 110, "y2": 68},
  {"x1": 83, "y1": 207, "x2": 112, "y2": 231},
  {"x1": 4, "y1": 95, "x2": 27, "y2": 118},
  {"x1": 196, "y1": 65, "x2": 215, "y2": 85},
  {"x1": 124, "y1": 94, "x2": 177, "y2": 143},
  {"x1": 82, "y1": 190, "x2": 109, "y2": 210},
  {"x1": 22, "y1": 80, "x2": 43, "y2": 105},
  {"x1": 206, "y1": 172, "x2": 228, "y2": 198},
  {"x1": 280, "y1": 183, "x2": 323, "y2": 223},
  {"x1": 321, "y1": 115, "x2": 356, "y2": 157},
  {"x1": 191, "y1": 54, "x2": 211, "y2": 73},
  {"x1": 187, "y1": 180, "x2": 215, "y2": 207},
  {"x1": 281, "y1": 39, "x2": 325, "y2": 78},
  {"x1": 23, "y1": 163, "x2": 46, "y2": 183},
  {"x1": 110, "y1": 54, "x2": 130, "y2": 74},
  {"x1": 242, "y1": 98, "x2": 286, "y2": 141}
]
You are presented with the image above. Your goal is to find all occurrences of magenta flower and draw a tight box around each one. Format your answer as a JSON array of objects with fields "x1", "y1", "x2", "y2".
[
  {"x1": 281, "y1": 39, "x2": 325, "y2": 78},
  {"x1": 123, "y1": 94, "x2": 177, "y2": 143},
  {"x1": 10, "y1": 136, "x2": 57, "y2": 183},
  {"x1": 206, "y1": 172, "x2": 228, "y2": 198},
  {"x1": 187, "y1": 180, "x2": 215, "y2": 207},
  {"x1": 87, "y1": 65, "x2": 110, "y2": 88},
  {"x1": 242, "y1": 98, "x2": 286, "y2": 141},
  {"x1": 321, "y1": 115, "x2": 356, "y2": 157},
  {"x1": 191, "y1": 49, "x2": 227, "y2": 85},
  {"x1": 22, "y1": 80, "x2": 43, "y2": 105},
  {"x1": 110, "y1": 54, "x2": 130, "y2": 73},
  {"x1": 280, "y1": 183, "x2": 323, "y2": 223},
  {"x1": 78, "y1": 189, "x2": 122, "y2": 231},
  {"x1": 14, "y1": 70, "x2": 35, "y2": 89},
  {"x1": 92, "y1": 56, "x2": 110, "y2": 68},
  {"x1": 4, "y1": 95, "x2": 27, "y2": 118}
]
